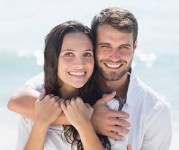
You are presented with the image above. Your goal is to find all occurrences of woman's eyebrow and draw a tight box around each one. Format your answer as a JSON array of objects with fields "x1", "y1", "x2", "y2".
[
  {"x1": 61, "y1": 49, "x2": 75, "y2": 52},
  {"x1": 86, "y1": 49, "x2": 93, "y2": 51},
  {"x1": 61, "y1": 48, "x2": 93, "y2": 52}
]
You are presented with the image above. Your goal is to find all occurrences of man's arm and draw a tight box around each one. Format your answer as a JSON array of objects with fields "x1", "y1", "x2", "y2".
[
  {"x1": 7, "y1": 82, "x2": 131, "y2": 139},
  {"x1": 141, "y1": 103, "x2": 172, "y2": 150},
  {"x1": 7, "y1": 86, "x2": 69, "y2": 125},
  {"x1": 7, "y1": 87, "x2": 38, "y2": 120}
]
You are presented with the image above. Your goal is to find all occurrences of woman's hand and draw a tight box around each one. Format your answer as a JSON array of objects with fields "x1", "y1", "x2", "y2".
[
  {"x1": 61, "y1": 97, "x2": 93, "y2": 130},
  {"x1": 35, "y1": 93, "x2": 62, "y2": 128}
]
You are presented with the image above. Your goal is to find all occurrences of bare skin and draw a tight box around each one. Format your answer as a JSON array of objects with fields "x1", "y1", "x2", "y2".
[
  {"x1": 24, "y1": 91, "x2": 132, "y2": 150},
  {"x1": 7, "y1": 24, "x2": 133, "y2": 142},
  {"x1": 91, "y1": 94, "x2": 130, "y2": 140},
  {"x1": 25, "y1": 91, "x2": 105, "y2": 150},
  {"x1": 8, "y1": 19, "x2": 134, "y2": 149},
  {"x1": 7, "y1": 87, "x2": 130, "y2": 140},
  {"x1": 61, "y1": 97, "x2": 104, "y2": 150},
  {"x1": 24, "y1": 92, "x2": 62, "y2": 150}
]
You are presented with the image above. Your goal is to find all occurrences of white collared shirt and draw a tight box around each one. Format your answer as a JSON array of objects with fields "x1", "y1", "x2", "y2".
[
  {"x1": 17, "y1": 70, "x2": 172, "y2": 150},
  {"x1": 125, "y1": 71, "x2": 172, "y2": 150}
]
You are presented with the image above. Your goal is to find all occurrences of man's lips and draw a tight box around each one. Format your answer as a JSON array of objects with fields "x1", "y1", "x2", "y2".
[{"x1": 104, "y1": 63, "x2": 123, "y2": 69}]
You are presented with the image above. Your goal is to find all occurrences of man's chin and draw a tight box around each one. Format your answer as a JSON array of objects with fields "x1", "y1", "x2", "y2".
[
  {"x1": 101, "y1": 70, "x2": 129, "y2": 81},
  {"x1": 101, "y1": 74, "x2": 121, "y2": 81}
]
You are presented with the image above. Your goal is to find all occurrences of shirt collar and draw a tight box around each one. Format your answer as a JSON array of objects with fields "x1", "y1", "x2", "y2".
[{"x1": 126, "y1": 69, "x2": 137, "y2": 106}]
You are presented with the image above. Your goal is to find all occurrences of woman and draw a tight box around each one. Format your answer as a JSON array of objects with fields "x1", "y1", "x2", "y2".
[{"x1": 17, "y1": 20, "x2": 110, "y2": 150}]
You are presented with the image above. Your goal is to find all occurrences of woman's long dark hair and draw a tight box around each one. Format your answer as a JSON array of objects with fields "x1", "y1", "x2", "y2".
[{"x1": 44, "y1": 20, "x2": 111, "y2": 150}]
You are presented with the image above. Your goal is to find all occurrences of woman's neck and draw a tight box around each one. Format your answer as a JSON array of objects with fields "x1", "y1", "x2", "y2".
[{"x1": 59, "y1": 86, "x2": 79, "y2": 99}]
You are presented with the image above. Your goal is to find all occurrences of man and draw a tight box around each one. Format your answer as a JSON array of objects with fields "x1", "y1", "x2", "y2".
[{"x1": 8, "y1": 7, "x2": 172, "y2": 150}]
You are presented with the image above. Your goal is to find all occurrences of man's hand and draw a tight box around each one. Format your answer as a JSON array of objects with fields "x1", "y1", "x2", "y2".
[
  {"x1": 91, "y1": 92, "x2": 130, "y2": 140},
  {"x1": 127, "y1": 145, "x2": 132, "y2": 150}
]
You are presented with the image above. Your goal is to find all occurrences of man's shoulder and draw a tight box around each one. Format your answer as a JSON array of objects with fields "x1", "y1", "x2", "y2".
[
  {"x1": 24, "y1": 72, "x2": 44, "y2": 92},
  {"x1": 129, "y1": 73, "x2": 171, "y2": 111}
]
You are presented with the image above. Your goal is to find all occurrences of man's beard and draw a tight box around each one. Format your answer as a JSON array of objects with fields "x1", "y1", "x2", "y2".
[{"x1": 97, "y1": 61, "x2": 132, "y2": 81}]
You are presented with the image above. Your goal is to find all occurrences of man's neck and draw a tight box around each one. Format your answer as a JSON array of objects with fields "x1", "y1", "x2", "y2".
[{"x1": 97, "y1": 73, "x2": 130, "y2": 99}]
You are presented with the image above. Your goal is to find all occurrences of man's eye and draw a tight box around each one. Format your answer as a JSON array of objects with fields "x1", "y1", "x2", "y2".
[
  {"x1": 119, "y1": 45, "x2": 130, "y2": 50},
  {"x1": 121, "y1": 46, "x2": 127, "y2": 49},
  {"x1": 100, "y1": 45, "x2": 109, "y2": 48}
]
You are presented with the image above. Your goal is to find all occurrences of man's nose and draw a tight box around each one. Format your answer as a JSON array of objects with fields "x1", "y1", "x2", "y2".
[{"x1": 109, "y1": 48, "x2": 121, "y2": 61}]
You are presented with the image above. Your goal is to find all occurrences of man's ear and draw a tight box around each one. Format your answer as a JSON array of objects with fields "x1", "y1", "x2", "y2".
[{"x1": 133, "y1": 39, "x2": 138, "y2": 51}]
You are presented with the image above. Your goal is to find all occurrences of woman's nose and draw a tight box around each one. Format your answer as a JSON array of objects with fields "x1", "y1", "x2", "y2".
[{"x1": 73, "y1": 57, "x2": 85, "y2": 68}]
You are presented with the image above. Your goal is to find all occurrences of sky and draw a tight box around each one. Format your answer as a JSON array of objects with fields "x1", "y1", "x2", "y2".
[{"x1": 1, "y1": 0, "x2": 179, "y2": 54}]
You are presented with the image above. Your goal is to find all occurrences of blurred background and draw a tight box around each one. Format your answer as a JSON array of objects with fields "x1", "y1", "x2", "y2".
[{"x1": 0, "y1": 0, "x2": 178, "y2": 149}]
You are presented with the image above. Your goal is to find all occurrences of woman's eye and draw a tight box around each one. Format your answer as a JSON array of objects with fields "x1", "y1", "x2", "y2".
[
  {"x1": 64, "y1": 52, "x2": 74, "y2": 57},
  {"x1": 84, "y1": 52, "x2": 93, "y2": 57}
]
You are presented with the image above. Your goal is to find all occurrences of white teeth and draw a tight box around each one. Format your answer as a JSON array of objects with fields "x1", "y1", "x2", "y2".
[
  {"x1": 69, "y1": 72, "x2": 85, "y2": 76},
  {"x1": 105, "y1": 63, "x2": 121, "y2": 68}
]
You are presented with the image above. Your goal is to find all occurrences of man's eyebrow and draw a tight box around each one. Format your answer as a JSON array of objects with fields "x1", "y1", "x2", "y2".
[
  {"x1": 98, "y1": 42, "x2": 110, "y2": 45},
  {"x1": 120, "y1": 43, "x2": 132, "y2": 47}
]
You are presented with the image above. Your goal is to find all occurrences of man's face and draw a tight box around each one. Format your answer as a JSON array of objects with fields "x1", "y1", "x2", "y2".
[{"x1": 96, "y1": 24, "x2": 137, "y2": 81}]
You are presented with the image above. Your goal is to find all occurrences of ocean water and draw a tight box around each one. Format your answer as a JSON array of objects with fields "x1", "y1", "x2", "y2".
[
  {"x1": 1, "y1": 0, "x2": 179, "y2": 149},
  {"x1": 0, "y1": 51, "x2": 43, "y2": 149},
  {"x1": 1, "y1": 49, "x2": 179, "y2": 149}
]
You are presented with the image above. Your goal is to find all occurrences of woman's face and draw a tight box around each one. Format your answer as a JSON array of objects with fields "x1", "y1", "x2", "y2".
[{"x1": 57, "y1": 32, "x2": 94, "y2": 91}]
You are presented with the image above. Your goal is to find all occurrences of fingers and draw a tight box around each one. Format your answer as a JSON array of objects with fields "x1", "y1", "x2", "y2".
[
  {"x1": 36, "y1": 94, "x2": 62, "y2": 110},
  {"x1": 49, "y1": 96, "x2": 62, "y2": 116},
  {"x1": 60, "y1": 100, "x2": 67, "y2": 112},
  {"x1": 35, "y1": 90, "x2": 46, "y2": 106},
  {"x1": 85, "y1": 103, "x2": 94, "y2": 115},
  {"x1": 109, "y1": 124, "x2": 129, "y2": 134},
  {"x1": 61, "y1": 100, "x2": 68, "y2": 110},
  {"x1": 61, "y1": 98, "x2": 81, "y2": 107},
  {"x1": 61, "y1": 98, "x2": 92, "y2": 113},
  {"x1": 58, "y1": 98, "x2": 64, "y2": 105},
  {"x1": 35, "y1": 93, "x2": 62, "y2": 125},
  {"x1": 127, "y1": 144, "x2": 132, "y2": 150},
  {"x1": 104, "y1": 125, "x2": 129, "y2": 140},
  {"x1": 43, "y1": 96, "x2": 60, "y2": 109},
  {"x1": 105, "y1": 130, "x2": 125, "y2": 140},
  {"x1": 110, "y1": 118, "x2": 130, "y2": 127},
  {"x1": 109, "y1": 111, "x2": 129, "y2": 119},
  {"x1": 85, "y1": 103, "x2": 92, "y2": 109},
  {"x1": 65, "y1": 100, "x2": 71, "y2": 106},
  {"x1": 100, "y1": 91, "x2": 116, "y2": 104},
  {"x1": 37, "y1": 89, "x2": 46, "y2": 101}
]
